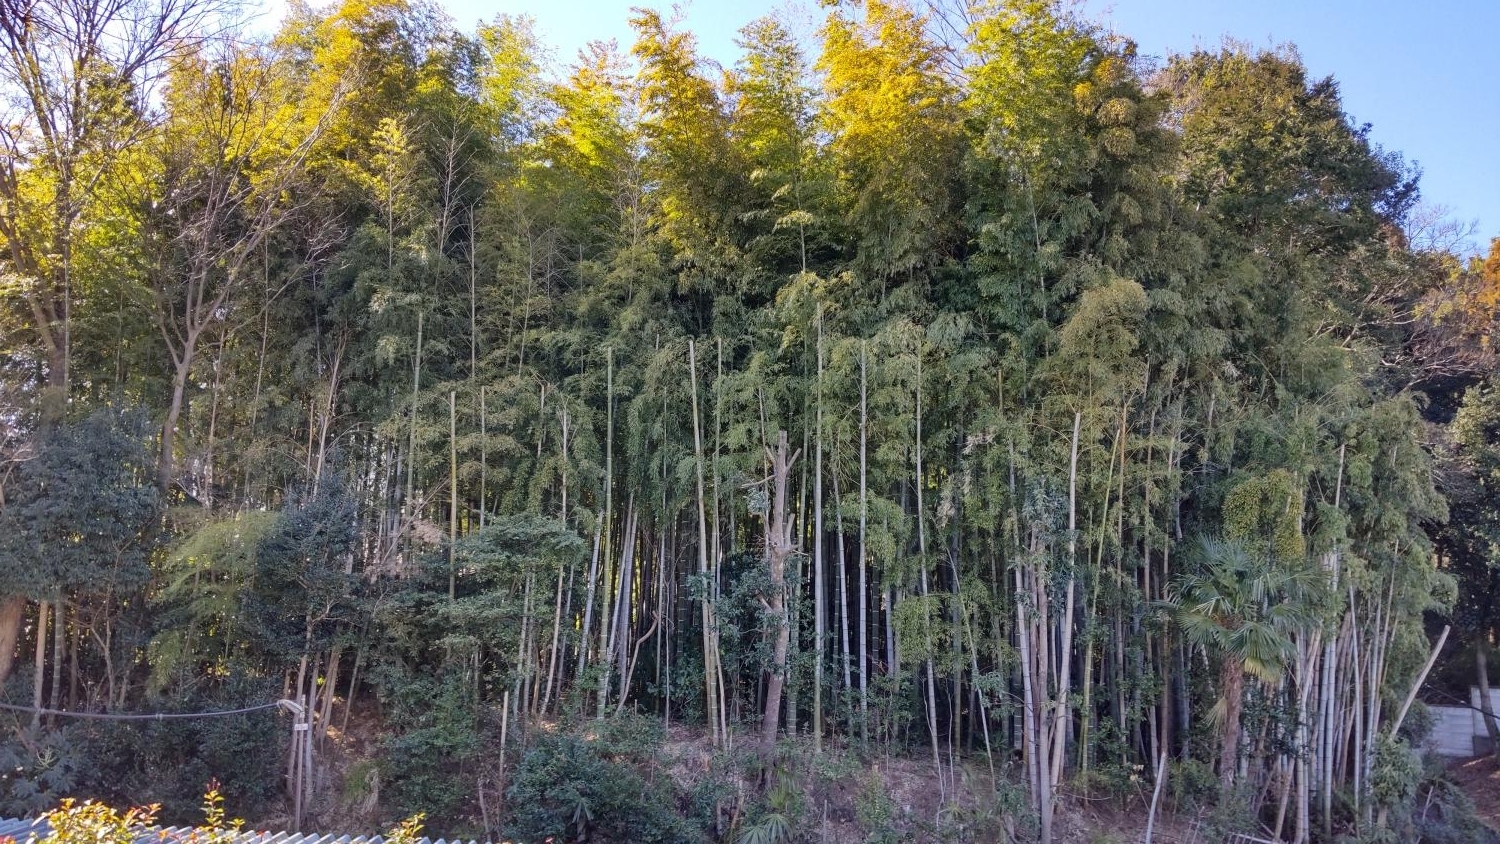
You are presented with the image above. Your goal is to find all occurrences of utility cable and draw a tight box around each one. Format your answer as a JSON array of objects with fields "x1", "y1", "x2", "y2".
[{"x1": 0, "y1": 700, "x2": 289, "y2": 721}]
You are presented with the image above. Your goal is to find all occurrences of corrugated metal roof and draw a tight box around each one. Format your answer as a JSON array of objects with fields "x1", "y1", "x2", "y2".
[
  {"x1": 0, "y1": 818, "x2": 47, "y2": 841},
  {"x1": 0, "y1": 819, "x2": 484, "y2": 844}
]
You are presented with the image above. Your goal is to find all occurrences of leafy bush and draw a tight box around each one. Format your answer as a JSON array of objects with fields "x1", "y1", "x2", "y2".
[
  {"x1": 25, "y1": 788, "x2": 240, "y2": 844},
  {"x1": 37, "y1": 798, "x2": 157, "y2": 844},
  {"x1": 0, "y1": 724, "x2": 90, "y2": 816},
  {"x1": 0, "y1": 678, "x2": 282, "y2": 823},
  {"x1": 992, "y1": 775, "x2": 1038, "y2": 844},
  {"x1": 590, "y1": 710, "x2": 665, "y2": 763},
  {"x1": 854, "y1": 771, "x2": 900, "y2": 844},
  {"x1": 384, "y1": 813, "x2": 428, "y2": 844},
  {"x1": 736, "y1": 766, "x2": 799, "y2": 844},
  {"x1": 688, "y1": 751, "x2": 738, "y2": 838},
  {"x1": 377, "y1": 670, "x2": 484, "y2": 826},
  {"x1": 1166, "y1": 757, "x2": 1217, "y2": 812},
  {"x1": 93, "y1": 680, "x2": 283, "y2": 822},
  {"x1": 505, "y1": 733, "x2": 699, "y2": 844},
  {"x1": 1412, "y1": 776, "x2": 1500, "y2": 844},
  {"x1": 1366, "y1": 735, "x2": 1423, "y2": 841}
]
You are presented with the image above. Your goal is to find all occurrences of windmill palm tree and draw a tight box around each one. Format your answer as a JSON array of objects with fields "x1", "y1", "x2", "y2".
[{"x1": 1169, "y1": 537, "x2": 1321, "y2": 789}]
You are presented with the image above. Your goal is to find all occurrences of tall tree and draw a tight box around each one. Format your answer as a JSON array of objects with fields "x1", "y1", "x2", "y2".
[{"x1": 138, "y1": 41, "x2": 344, "y2": 492}]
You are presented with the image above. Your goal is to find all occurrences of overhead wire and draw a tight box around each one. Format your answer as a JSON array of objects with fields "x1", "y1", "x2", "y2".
[{"x1": 0, "y1": 701, "x2": 288, "y2": 721}]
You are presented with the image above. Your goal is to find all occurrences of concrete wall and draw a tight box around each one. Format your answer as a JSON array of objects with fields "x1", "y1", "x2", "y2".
[
  {"x1": 1429, "y1": 704, "x2": 1476, "y2": 757},
  {"x1": 1425, "y1": 687, "x2": 1500, "y2": 758}
]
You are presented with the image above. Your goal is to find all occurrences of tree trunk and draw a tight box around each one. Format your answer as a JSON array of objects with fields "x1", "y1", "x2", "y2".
[
  {"x1": 1220, "y1": 662, "x2": 1245, "y2": 790},
  {"x1": 1017, "y1": 528, "x2": 1052, "y2": 844},
  {"x1": 812, "y1": 313, "x2": 826, "y2": 753},
  {"x1": 0, "y1": 596, "x2": 25, "y2": 687},
  {"x1": 1049, "y1": 412, "x2": 1082, "y2": 789},
  {"x1": 858, "y1": 342, "x2": 869, "y2": 741},
  {"x1": 49, "y1": 599, "x2": 63, "y2": 711},
  {"x1": 688, "y1": 339, "x2": 722, "y2": 747},
  {"x1": 1479, "y1": 645, "x2": 1500, "y2": 759},
  {"x1": 405, "y1": 311, "x2": 423, "y2": 570},
  {"x1": 479, "y1": 386, "x2": 488, "y2": 528},
  {"x1": 449, "y1": 391, "x2": 458, "y2": 601},
  {"x1": 913, "y1": 353, "x2": 942, "y2": 790},
  {"x1": 542, "y1": 413, "x2": 570, "y2": 713},
  {"x1": 762, "y1": 431, "x2": 798, "y2": 746},
  {"x1": 576, "y1": 518, "x2": 604, "y2": 680},
  {"x1": 31, "y1": 601, "x2": 47, "y2": 726},
  {"x1": 834, "y1": 460, "x2": 852, "y2": 699},
  {"x1": 159, "y1": 352, "x2": 194, "y2": 492},
  {"x1": 607, "y1": 503, "x2": 639, "y2": 710}
]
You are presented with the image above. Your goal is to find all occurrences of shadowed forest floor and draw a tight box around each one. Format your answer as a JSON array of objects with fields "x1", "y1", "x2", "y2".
[
  {"x1": 1449, "y1": 756, "x2": 1500, "y2": 832},
  {"x1": 293, "y1": 705, "x2": 1241, "y2": 844}
]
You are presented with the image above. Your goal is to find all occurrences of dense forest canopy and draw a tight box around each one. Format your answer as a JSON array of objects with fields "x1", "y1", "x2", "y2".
[{"x1": 1, "y1": 0, "x2": 1499, "y2": 842}]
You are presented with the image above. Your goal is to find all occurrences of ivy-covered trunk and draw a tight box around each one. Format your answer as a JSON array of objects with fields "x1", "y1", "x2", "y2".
[{"x1": 1220, "y1": 661, "x2": 1246, "y2": 790}]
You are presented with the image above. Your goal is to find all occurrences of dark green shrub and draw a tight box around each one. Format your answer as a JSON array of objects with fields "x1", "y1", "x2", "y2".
[
  {"x1": 378, "y1": 670, "x2": 483, "y2": 826},
  {"x1": 0, "y1": 676, "x2": 283, "y2": 823},
  {"x1": 590, "y1": 710, "x2": 665, "y2": 763},
  {"x1": 505, "y1": 733, "x2": 698, "y2": 844},
  {"x1": 0, "y1": 723, "x2": 89, "y2": 816},
  {"x1": 1166, "y1": 757, "x2": 1217, "y2": 812},
  {"x1": 1412, "y1": 776, "x2": 1500, "y2": 844}
]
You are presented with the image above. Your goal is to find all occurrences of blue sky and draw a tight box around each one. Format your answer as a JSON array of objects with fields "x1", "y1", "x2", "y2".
[
  {"x1": 257, "y1": 0, "x2": 1499, "y2": 254},
  {"x1": 1083, "y1": 0, "x2": 1499, "y2": 256}
]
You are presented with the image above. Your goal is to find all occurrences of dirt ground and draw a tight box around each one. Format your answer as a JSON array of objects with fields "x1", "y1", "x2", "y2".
[
  {"x1": 300, "y1": 707, "x2": 1500, "y2": 844},
  {"x1": 1448, "y1": 755, "x2": 1500, "y2": 831}
]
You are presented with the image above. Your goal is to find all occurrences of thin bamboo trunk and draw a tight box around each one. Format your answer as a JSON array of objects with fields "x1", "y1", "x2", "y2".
[
  {"x1": 342, "y1": 638, "x2": 365, "y2": 734},
  {"x1": 467, "y1": 205, "x2": 479, "y2": 380},
  {"x1": 515, "y1": 568, "x2": 535, "y2": 719},
  {"x1": 858, "y1": 342, "x2": 869, "y2": 743},
  {"x1": 542, "y1": 562, "x2": 567, "y2": 714},
  {"x1": 49, "y1": 598, "x2": 63, "y2": 712},
  {"x1": 542, "y1": 408, "x2": 571, "y2": 713},
  {"x1": 607, "y1": 502, "x2": 639, "y2": 711},
  {"x1": 688, "y1": 340, "x2": 722, "y2": 746},
  {"x1": 1143, "y1": 749, "x2": 1167, "y2": 844},
  {"x1": 712, "y1": 339, "x2": 729, "y2": 744},
  {"x1": 496, "y1": 689, "x2": 510, "y2": 823},
  {"x1": 1018, "y1": 539, "x2": 1051, "y2": 844},
  {"x1": 576, "y1": 518, "x2": 604, "y2": 679},
  {"x1": 813, "y1": 312, "x2": 826, "y2": 752},
  {"x1": 913, "y1": 354, "x2": 941, "y2": 791},
  {"x1": 1049, "y1": 412, "x2": 1082, "y2": 790},
  {"x1": 479, "y1": 386, "x2": 487, "y2": 529},
  {"x1": 1375, "y1": 625, "x2": 1450, "y2": 830},
  {"x1": 617, "y1": 536, "x2": 664, "y2": 717},
  {"x1": 406, "y1": 311, "x2": 423, "y2": 569},
  {"x1": 834, "y1": 458, "x2": 852, "y2": 701},
  {"x1": 604, "y1": 350, "x2": 614, "y2": 700},
  {"x1": 31, "y1": 601, "x2": 47, "y2": 726},
  {"x1": 449, "y1": 391, "x2": 458, "y2": 601}
]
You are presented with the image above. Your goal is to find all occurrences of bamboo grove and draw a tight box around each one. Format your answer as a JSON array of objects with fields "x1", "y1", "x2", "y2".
[{"x1": 1, "y1": 0, "x2": 1498, "y2": 841}]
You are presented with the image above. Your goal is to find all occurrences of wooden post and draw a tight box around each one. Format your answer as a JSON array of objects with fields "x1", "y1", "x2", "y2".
[{"x1": 279, "y1": 698, "x2": 308, "y2": 832}]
